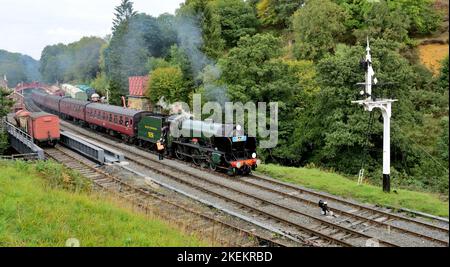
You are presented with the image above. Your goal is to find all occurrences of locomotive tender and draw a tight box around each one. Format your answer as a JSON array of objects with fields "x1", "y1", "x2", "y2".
[{"x1": 31, "y1": 91, "x2": 258, "y2": 175}]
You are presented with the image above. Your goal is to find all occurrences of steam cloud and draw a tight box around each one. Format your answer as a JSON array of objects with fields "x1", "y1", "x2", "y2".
[{"x1": 175, "y1": 15, "x2": 229, "y2": 105}]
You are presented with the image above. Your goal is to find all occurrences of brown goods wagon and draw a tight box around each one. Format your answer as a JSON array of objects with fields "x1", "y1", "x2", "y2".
[{"x1": 27, "y1": 112, "x2": 60, "y2": 145}]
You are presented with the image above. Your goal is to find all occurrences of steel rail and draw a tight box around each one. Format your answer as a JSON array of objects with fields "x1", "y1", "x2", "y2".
[
  {"x1": 45, "y1": 146, "x2": 290, "y2": 247},
  {"x1": 250, "y1": 173, "x2": 449, "y2": 234},
  {"x1": 28, "y1": 96, "x2": 447, "y2": 247},
  {"x1": 56, "y1": 126, "x2": 396, "y2": 247},
  {"x1": 239, "y1": 177, "x2": 448, "y2": 246}
]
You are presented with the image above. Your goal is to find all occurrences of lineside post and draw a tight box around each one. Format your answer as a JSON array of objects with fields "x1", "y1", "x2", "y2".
[{"x1": 352, "y1": 38, "x2": 397, "y2": 193}]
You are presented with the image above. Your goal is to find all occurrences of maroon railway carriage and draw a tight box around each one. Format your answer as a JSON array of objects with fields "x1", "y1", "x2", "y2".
[
  {"x1": 32, "y1": 91, "x2": 47, "y2": 108},
  {"x1": 85, "y1": 103, "x2": 151, "y2": 140},
  {"x1": 44, "y1": 94, "x2": 63, "y2": 113},
  {"x1": 32, "y1": 91, "x2": 63, "y2": 114},
  {"x1": 59, "y1": 98, "x2": 90, "y2": 122}
]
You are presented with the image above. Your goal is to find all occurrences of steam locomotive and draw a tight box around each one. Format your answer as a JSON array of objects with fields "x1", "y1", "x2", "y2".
[{"x1": 31, "y1": 91, "x2": 258, "y2": 175}]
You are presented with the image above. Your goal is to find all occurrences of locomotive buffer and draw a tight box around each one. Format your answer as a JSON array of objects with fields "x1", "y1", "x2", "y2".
[{"x1": 352, "y1": 38, "x2": 397, "y2": 193}]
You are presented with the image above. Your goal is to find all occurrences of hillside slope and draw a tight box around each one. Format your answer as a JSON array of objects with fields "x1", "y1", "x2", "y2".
[{"x1": 0, "y1": 49, "x2": 41, "y2": 88}]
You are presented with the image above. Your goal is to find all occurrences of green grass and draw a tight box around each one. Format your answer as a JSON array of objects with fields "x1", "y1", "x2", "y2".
[
  {"x1": 257, "y1": 164, "x2": 449, "y2": 218},
  {"x1": 0, "y1": 160, "x2": 204, "y2": 247}
]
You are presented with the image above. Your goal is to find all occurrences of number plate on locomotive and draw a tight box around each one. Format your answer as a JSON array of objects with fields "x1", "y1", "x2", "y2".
[{"x1": 232, "y1": 136, "x2": 247, "y2": 142}]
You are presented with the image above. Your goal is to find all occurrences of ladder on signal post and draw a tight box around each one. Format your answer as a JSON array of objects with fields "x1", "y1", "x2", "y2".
[{"x1": 358, "y1": 169, "x2": 364, "y2": 185}]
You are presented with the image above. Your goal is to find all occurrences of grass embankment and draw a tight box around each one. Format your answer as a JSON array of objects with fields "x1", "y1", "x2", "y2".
[
  {"x1": 257, "y1": 164, "x2": 449, "y2": 218},
  {"x1": 0, "y1": 160, "x2": 204, "y2": 247}
]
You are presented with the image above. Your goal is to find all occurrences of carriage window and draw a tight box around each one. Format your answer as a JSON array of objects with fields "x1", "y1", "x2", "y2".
[
  {"x1": 125, "y1": 118, "x2": 129, "y2": 127},
  {"x1": 119, "y1": 116, "x2": 123, "y2": 125},
  {"x1": 129, "y1": 119, "x2": 133, "y2": 126},
  {"x1": 109, "y1": 114, "x2": 112, "y2": 122},
  {"x1": 114, "y1": 115, "x2": 118, "y2": 124}
]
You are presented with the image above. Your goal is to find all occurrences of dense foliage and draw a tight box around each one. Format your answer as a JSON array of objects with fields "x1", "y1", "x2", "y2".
[
  {"x1": 146, "y1": 66, "x2": 186, "y2": 103},
  {"x1": 99, "y1": 1, "x2": 178, "y2": 104},
  {"x1": 39, "y1": 37, "x2": 106, "y2": 84},
  {"x1": 4, "y1": 0, "x2": 445, "y2": 193},
  {"x1": 256, "y1": 0, "x2": 305, "y2": 28},
  {"x1": 292, "y1": 0, "x2": 348, "y2": 60},
  {"x1": 101, "y1": 0, "x2": 449, "y2": 193},
  {"x1": 0, "y1": 86, "x2": 14, "y2": 154},
  {"x1": 0, "y1": 50, "x2": 40, "y2": 87}
]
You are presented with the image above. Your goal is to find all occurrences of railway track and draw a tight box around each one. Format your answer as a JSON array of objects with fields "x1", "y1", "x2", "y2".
[
  {"x1": 59, "y1": 122, "x2": 404, "y2": 247},
  {"x1": 243, "y1": 174, "x2": 449, "y2": 246},
  {"x1": 45, "y1": 145, "x2": 293, "y2": 247},
  {"x1": 25, "y1": 98, "x2": 449, "y2": 247}
]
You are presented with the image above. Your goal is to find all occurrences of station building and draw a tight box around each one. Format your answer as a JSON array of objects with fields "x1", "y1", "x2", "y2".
[{"x1": 127, "y1": 76, "x2": 152, "y2": 111}]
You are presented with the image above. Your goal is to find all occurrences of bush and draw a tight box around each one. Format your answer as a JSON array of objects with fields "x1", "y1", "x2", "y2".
[
  {"x1": 146, "y1": 66, "x2": 186, "y2": 104},
  {"x1": 35, "y1": 161, "x2": 92, "y2": 193},
  {"x1": 0, "y1": 132, "x2": 9, "y2": 155}
]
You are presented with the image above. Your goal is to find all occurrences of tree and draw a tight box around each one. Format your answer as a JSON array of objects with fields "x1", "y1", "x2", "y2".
[
  {"x1": 168, "y1": 45, "x2": 194, "y2": 81},
  {"x1": 438, "y1": 56, "x2": 449, "y2": 91},
  {"x1": 213, "y1": 0, "x2": 259, "y2": 47},
  {"x1": 107, "y1": 78, "x2": 125, "y2": 106},
  {"x1": 334, "y1": 0, "x2": 374, "y2": 31},
  {"x1": 39, "y1": 37, "x2": 105, "y2": 84},
  {"x1": 0, "y1": 87, "x2": 14, "y2": 154},
  {"x1": 1, "y1": 50, "x2": 40, "y2": 87},
  {"x1": 147, "y1": 67, "x2": 186, "y2": 104},
  {"x1": 386, "y1": 0, "x2": 441, "y2": 35},
  {"x1": 157, "y1": 14, "x2": 178, "y2": 55},
  {"x1": 352, "y1": 1, "x2": 411, "y2": 44},
  {"x1": 0, "y1": 87, "x2": 13, "y2": 117},
  {"x1": 112, "y1": 0, "x2": 137, "y2": 32},
  {"x1": 336, "y1": 0, "x2": 441, "y2": 39},
  {"x1": 220, "y1": 33, "x2": 283, "y2": 102},
  {"x1": 292, "y1": 0, "x2": 348, "y2": 61},
  {"x1": 290, "y1": 39, "x2": 450, "y2": 188},
  {"x1": 103, "y1": 13, "x2": 172, "y2": 97},
  {"x1": 437, "y1": 117, "x2": 449, "y2": 163},
  {"x1": 256, "y1": 0, "x2": 305, "y2": 28},
  {"x1": 219, "y1": 33, "x2": 308, "y2": 163},
  {"x1": 177, "y1": 0, "x2": 225, "y2": 59},
  {"x1": 90, "y1": 72, "x2": 109, "y2": 97}
]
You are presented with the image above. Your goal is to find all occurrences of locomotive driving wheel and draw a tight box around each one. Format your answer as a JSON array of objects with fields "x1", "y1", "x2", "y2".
[
  {"x1": 192, "y1": 149, "x2": 202, "y2": 166},
  {"x1": 175, "y1": 146, "x2": 185, "y2": 160},
  {"x1": 209, "y1": 162, "x2": 217, "y2": 171}
]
